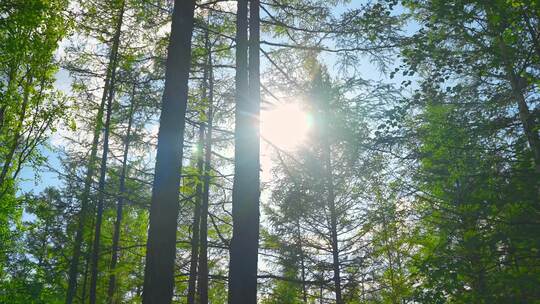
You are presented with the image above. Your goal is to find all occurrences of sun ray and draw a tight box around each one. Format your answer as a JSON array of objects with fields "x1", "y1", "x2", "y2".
[{"x1": 260, "y1": 102, "x2": 312, "y2": 151}]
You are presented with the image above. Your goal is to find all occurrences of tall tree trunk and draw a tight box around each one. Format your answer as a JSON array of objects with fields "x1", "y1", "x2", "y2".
[
  {"x1": 81, "y1": 244, "x2": 91, "y2": 303},
  {"x1": 197, "y1": 45, "x2": 214, "y2": 304},
  {"x1": 0, "y1": 76, "x2": 30, "y2": 191},
  {"x1": 187, "y1": 29, "x2": 213, "y2": 304},
  {"x1": 89, "y1": 54, "x2": 119, "y2": 304},
  {"x1": 88, "y1": 3, "x2": 126, "y2": 302},
  {"x1": 296, "y1": 221, "x2": 308, "y2": 304},
  {"x1": 81, "y1": 212, "x2": 96, "y2": 304},
  {"x1": 325, "y1": 147, "x2": 343, "y2": 304},
  {"x1": 186, "y1": 167, "x2": 202, "y2": 304},
  {"x1": 228, "y1": 0, "x2": 261, "y2": 302},
  {"x1": 187, "y1": 121, "x2": 205, "y2": 304},
  {"x1": 499, "y1": 48, "x2": 540, "y2": 173},
  {"x1": 321, "y1": 97, "x2": 342, "y2": 303},
  {"x1": 65, "y1": 2, "x2": 125, "y2": 302},
  {"x1": 508, "y1": 69, "x2": 540, "y2": 173},
  {"x1": 106, "y1": 83, "x2": 136, "y2": 304},
  {"x1": 500, "y1": 43, "x2": 540, "y2": 204},
  {"x1": 486, "y1": 7, "x2": 540, "y2": 175},
  {"x1": 142, "y1": 1, "x2": 196, "y2": 303},
  {"x1": 188, "y1": 29, "x2": 213, "y2": 304}
]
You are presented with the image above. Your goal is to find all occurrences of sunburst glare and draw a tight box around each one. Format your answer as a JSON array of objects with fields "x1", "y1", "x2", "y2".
[{"x1": 260, "y1": 102, "x2": 312, "y2": 151}]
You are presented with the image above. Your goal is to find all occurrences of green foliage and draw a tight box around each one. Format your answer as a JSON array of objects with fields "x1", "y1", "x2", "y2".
[
  {"x1": 2, "y1": 0, "x2": 539, "y2": 303},
  {"x1": 394, "y1": 1, "x2": 540, "y2": 302},
  {"x1": 0, "y1": 188, "x2": 69, "y2": 303},
  {"x1": 0, "y1": 0, "x2": 69, "y2": 289}
]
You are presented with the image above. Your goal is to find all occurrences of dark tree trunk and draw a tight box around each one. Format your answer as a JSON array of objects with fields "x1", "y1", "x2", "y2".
[
  {"x1": 197, "y1": 45, "x2": 214, "y2": 304},
  {"x1": 142, "y1": 1, "x2": 196, "y2": 303},
  {"x1": 499, "y1": 38, "x2": 540, "y2": 202},
  {"x1": 187, "y1": 121, "x2": 205, "y2": 304},
  {"x1": 296, "y1": 222, "x2": 308, "y2": 304},
  {"x1": 487, "y1": 8, "x2": 540, "y2": 176},
  {"x1": 317, "y1": 72, "x2": 342, "y2": 303},
  {"x1": 228, "y1": 0, "x2": 261, "y2": 303},
  {"x1": 186, "y1": 206, "x2": 201, "y2": 304},
  {"x1": 80, "y1": 244, "x2": 91, "y2": 303},
  {"x1": 0, "y1": 78, "x2": 29, "y2": 189},
  {"x1": 0, "y1": 105, "x2": 5, "y2": 132},
  {"x1": 325, "y1": 145, "x2": 343, "y2": 304},
  {"x1": 188, "y1": 29, "x2": 213, "y2": 304},
  {"x1": 89, "y1": 36, "x2": 120, "y2": 304},
  {"x1": 65, "y1": 2, "x2": 125, "y2": 302},
  {"x1": 81, "y1": 211, "x2": 96, "y2": 304},
  {"x1": 106, "y1": 83, "x2": 136, "y2": 304},
  {"x1": 508, "y1": 70, "x2": 540, "y2": 173},
  {"x1": 499, "y1": 46, "x2": 540, "y2": 173}
]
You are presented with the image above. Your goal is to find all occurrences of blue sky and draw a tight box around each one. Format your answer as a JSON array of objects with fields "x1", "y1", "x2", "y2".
[{"x1": 18, "y1": 1, "x2": 415, "y2": 196}]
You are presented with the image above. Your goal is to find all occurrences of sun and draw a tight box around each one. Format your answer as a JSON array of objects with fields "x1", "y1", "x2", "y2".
[{"x1": 260, "y1": 102, "x2": 312, "y2": 151}]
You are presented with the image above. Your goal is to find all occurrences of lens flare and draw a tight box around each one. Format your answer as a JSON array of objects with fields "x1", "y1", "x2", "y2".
[{"x1": 261, "y1": 102, "x2": 311, "y2": 150}]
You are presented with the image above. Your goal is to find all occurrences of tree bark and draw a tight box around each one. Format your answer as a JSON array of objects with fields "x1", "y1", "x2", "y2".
[
  {"x1": 80, "y1": 244, "x2": 91, "y2": 303},
  {"x1": 228, "y1": 0, "x2": 261, "y2": 302},
  {"x1": 499, "y1": 40, "x2": 540, "y2": 203},
  {"x1": 197, "y1": 44, "x2": 214, "y2": 304},
  {"x1": 65, "y1": 1, "x2": 125, "y2": 302},
  {"x1": 325, "y1": 144, "x2": 343, "y2": 304},
  {"x1": 188, "y1": 29, "x2": 213, "y2": 304},
  {"x1": 318, "y1": 72, "x2": 343, "y2": 304},
  {"x1": 81, "y1": 210, "x2": 96, "y2": 304},
  {"x1": 142, "y1": 1, "x2": 196, "y2": 303},
  {"x1": 107, "y1": 83, "x2": 136, "y2": 304},
  {"x1": 0, "y1": 76, "x2": 30, "y2": 190},
  {"x1": 508, "y1": 70, "x2": 540, "y2": 173},
  {"x1": 296, "y1": 221, "x2": 308, "y2": 304},
  {"x1": 89, "y1": 47, "x2": 119, "y2": 304},
  {"x1": 187, "y1": 120, "x2": 205, "y2": 304},
  {"x1": 487, "y1": 7, "x2": 540, "y2": 176}
]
